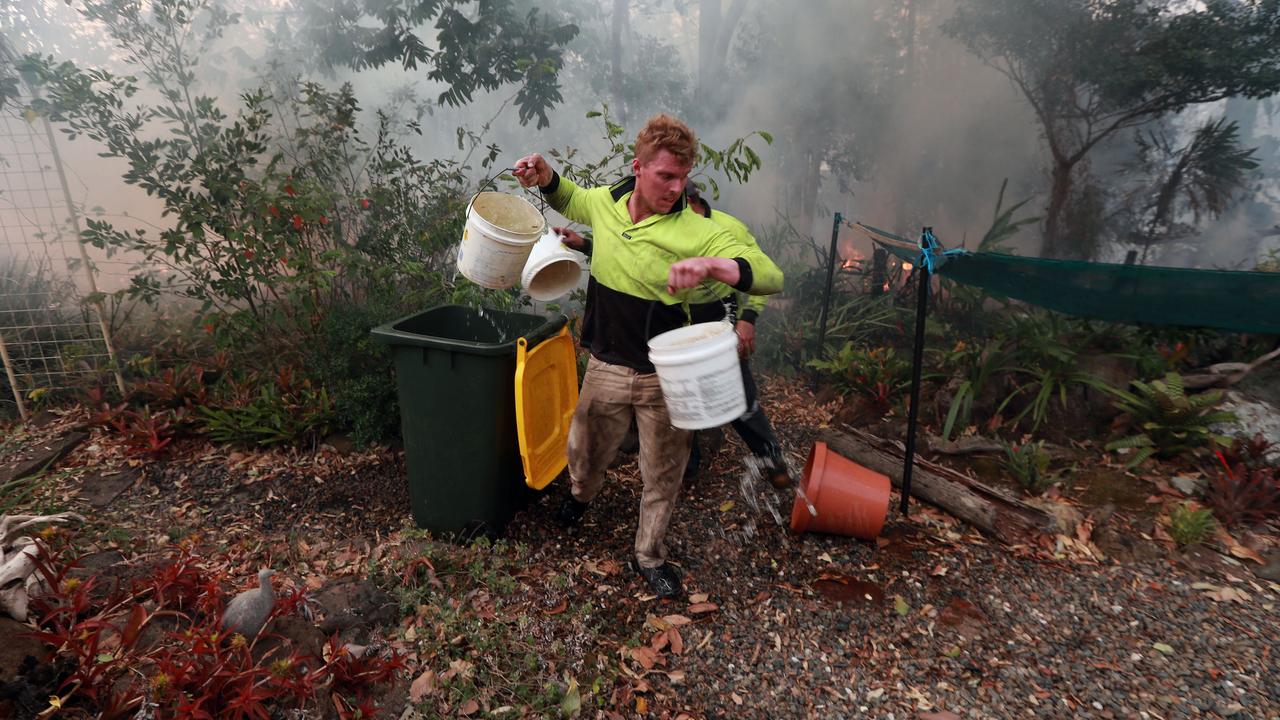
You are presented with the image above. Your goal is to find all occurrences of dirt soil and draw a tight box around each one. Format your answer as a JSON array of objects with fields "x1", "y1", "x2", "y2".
[{"x1": 3, "y1": 376, "x2": 1279, "y2": 719}]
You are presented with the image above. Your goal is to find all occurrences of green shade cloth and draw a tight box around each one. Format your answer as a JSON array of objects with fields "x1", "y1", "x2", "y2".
[{"x1": 855, "y1": 222, "x2": 1280, "y2": 334}]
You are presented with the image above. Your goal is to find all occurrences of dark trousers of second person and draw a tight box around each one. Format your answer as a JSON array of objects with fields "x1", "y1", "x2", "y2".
[{"x1": 685, "y1": 357, "x2": 783, "y2": 478}]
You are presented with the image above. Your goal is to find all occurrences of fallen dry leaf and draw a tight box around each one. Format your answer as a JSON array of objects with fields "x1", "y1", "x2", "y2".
[
  {"x1": 630, "y1": 646, "x2": 658, "y2": 670},
  {"x1": 669, "y1": 628, "x2": 684, "y2": 654},
  {"x1": 662, "y1": 614, "x2": 692, "y2": 626},
  {"x1": 666, "y1": 669, "x2": 686, "y2": 684},
  {"x1": 1231, "y1": 544, "x2": 1265, "y2": 564},
  {"x1": 689, "y1": 592, "x2": 709, "y2": 603},
  {"x1": 457, "y1": 698, "x2": 479, "y2": 716},
  {"x1": 408, "y1": 669, "x2": 438, "y2": 702},
  {"x1": 688, "y1": 602, "x2": 718, "y2": 614},
  {"x1": 651, "y1": 631, "x2": 670, "y2": 653}
]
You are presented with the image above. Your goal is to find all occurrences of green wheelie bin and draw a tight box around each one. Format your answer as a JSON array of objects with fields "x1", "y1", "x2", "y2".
[{"x1": 371, "y1": 305, "x2": 567, "y2": 537}]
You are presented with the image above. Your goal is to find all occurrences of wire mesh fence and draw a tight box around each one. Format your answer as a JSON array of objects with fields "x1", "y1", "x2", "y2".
[{"x1": 0, "y1": 80, "x2": 122, "y2": 420}]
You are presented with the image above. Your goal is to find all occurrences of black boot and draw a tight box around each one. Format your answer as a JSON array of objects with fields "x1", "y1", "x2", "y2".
[
  {"x1": 683, "y1": 431, "x2": 702, "y2": 481},
  {"x1": 555, "y1": 497, "x2": 589, "y2": 527},
  {"x1": 635, "y1": 562, "x2": 683, "y2": 600}
]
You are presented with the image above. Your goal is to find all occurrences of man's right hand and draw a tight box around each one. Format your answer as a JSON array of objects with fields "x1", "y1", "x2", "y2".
[
  {"x1": 554, "y1": 226, "x2": 587, "y2": 251},
  {"x1": 513, "y1": 154, "x2": 553, "y2": 189}
]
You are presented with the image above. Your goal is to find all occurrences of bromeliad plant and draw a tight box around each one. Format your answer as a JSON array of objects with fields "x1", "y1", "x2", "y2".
[
  {"x1": 1001, "y1": 440, "x2": 1054, "y2": 495},
  {"x1": 809, "y1": 343, "x2": 911, "y2": 412},
  {"x1": 1205, "y1": 434, "x2": 1280, "y2": 527},
  {"x1": 197, "y1": 367, "x2": 335, "y2": 447},
  {"x1": 1105, "y1": 372, "x2": 1236, "y2": 468},
  {"x1": 1166, "y1": 502, "x2": 1216, "y2": 547},
  {"x1": 25, "y1": 541, "x2": 405, "y2": 719}
]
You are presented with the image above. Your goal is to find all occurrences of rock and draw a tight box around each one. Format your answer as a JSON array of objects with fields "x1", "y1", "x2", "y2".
[
  {"x1": 315, "y1": 579, "x2": 398, "y2": 642},
  {"x1": 77, "y1": 468, "x2": 141, "y2": 509},
  {"x1": 253, "y1": 615, "x2": 326, "y2": 665},
  {"x1": 1255, "y1": 554, "x2": 1280, "y2": 582},
  {"x1": 0, "y1": 431, "x2": 88, "y2": 487},
  {"x1": 1170, "y1": 475, "x2": 1205, "y2": 496},
  {"x1": 1093, "y1": 526, "x2": 1162, "y2": 565},
  {"x1": 0, "y1": 617, "x2": 45, "y2": 684},
  {"x1": 1213, "y1": 391, "x2": 1280, "y2": 463},
  {"x1": 323, "y1": 433, "x2": 357, "y2": 455}
]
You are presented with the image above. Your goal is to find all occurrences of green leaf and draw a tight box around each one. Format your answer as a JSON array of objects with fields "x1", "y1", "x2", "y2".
[
  {"x1": 560, "y1": 677, "x2": 581, "y2": 717},
  {"x1": 1152, "y1": 642, "x2": 1174, "y2": 655},
  {"x1": 893, "y1": 595, "x2": 910, "y2": 616},
  {"x1": 95, "y1": 653, "x2": 114, "y2": 663},
  {"x1": 944, "y1": 646, "x2": 961, "y2": 658}
]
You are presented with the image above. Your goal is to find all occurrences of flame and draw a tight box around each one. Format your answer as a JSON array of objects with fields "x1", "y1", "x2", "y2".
[
  {"x1": 840, "y1": 251, "x2": 864, "y2": 270},
  {"x1": 902, "y1": 262, "x2": 914, "y2": 272}
]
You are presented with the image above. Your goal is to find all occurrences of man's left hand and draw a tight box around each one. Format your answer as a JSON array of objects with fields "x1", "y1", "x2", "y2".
[
  {"x1": 735, "y1": 320, "x2": 756, "y2": 357},
  {"x1": 667, "y1": 257, "x2": 740, "y2": 294}
]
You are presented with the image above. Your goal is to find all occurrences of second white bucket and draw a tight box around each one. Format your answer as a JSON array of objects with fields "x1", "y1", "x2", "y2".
[
  {"x1": 648, "y1": 320, "x2": 746, "y2": 430},
  {"x1": 521, "y1": 231, "x2": 588, "y2": 301},
  {"x1": 458, "y1": 191, "x2": 546, "y2": 289}
]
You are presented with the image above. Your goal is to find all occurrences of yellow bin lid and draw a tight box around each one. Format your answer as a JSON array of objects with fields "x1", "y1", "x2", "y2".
[{"x1": 515, "y1": 327, "x2": 578, "y2": 490}]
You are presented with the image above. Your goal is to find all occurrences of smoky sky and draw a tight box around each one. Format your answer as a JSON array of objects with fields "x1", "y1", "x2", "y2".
[{"x1": 3, "y1": 0, "x2": 1277, "y2": 274}]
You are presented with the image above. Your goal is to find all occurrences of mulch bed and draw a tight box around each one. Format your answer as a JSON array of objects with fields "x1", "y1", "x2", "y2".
[{"x1": 3, "y1": 375, "x2": 1278, "y2": 719}]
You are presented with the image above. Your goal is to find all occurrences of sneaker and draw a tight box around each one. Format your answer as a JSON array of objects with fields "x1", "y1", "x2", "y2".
[
  {"x1": 636, "y1": 563, "x2": 683, "y2": 600},
  {"x1": 554, "y1": 497, "x2": 589, "y2": 527}
]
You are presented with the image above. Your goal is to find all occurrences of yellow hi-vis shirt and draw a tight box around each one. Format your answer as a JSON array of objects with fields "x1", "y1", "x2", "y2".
[{"x1": 541, "y1": 173, "x2": 783, "y2": 371}]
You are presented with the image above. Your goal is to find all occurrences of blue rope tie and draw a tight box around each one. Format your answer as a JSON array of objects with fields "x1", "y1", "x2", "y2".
[{"x1": 918, "y1": 227, "x2": 965, "y2": 275}]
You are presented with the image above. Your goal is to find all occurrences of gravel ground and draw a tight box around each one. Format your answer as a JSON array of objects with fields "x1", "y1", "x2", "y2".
[{"x1": 506, "y1": 376, "x2": 1280, "y2": 720}]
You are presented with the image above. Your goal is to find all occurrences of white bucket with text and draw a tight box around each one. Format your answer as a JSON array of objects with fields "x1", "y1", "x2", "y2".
[{"x1": 648, "y1": 320, "x2": 745, "y2": 430}]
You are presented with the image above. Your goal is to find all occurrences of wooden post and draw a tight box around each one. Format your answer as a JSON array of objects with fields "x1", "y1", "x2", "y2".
[
  {"x1": 41, "y1": 115, "x2": 127, "y2": 396},
  {"x1": 0, "y1": 332, "x2": 29, "y2": 422}
]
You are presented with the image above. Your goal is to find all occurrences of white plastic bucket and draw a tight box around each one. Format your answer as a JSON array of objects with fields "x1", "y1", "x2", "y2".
[
  {"x1": 457, "y1": 191, "x2": 546, "y2": 289},
  {"x1": 521, "y1": 230, "x2": 588, "y2": 301},
  {"x1": 647, "y1": 320, "x2": 746, "y2": 430}
]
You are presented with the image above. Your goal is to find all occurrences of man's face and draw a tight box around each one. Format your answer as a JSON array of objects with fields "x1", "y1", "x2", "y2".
[{"x1": 632, "y1": 149, "x2": 692, "y2": 215}]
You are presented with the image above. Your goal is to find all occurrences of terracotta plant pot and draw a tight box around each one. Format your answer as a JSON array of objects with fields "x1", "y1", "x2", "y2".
[{"x1": 790, "y1": 441, "x2": 891, "y2": 540}]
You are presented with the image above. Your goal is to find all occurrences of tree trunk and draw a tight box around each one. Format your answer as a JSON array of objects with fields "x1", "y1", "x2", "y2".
[
  {"x1": 817, "y1": 428, "x2": 1067, "y2": 544},
  {"x1": 904, "y1": 0, "x2": 917, "y2": 84},
  {"x1": 611, "y1": 0, "x2": 629, "y2": 124},
  {"x1": 1041, "y1": 159, "x2": 1074, "y2": 258},
  {"x1": 697, "y1": 0, "x2": 721, "y2": 104}
]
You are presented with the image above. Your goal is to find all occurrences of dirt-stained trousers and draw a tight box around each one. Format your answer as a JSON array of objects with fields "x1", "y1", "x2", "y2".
[{"x1": 567, "y1": 356, "x2": 691, "y2": 569}]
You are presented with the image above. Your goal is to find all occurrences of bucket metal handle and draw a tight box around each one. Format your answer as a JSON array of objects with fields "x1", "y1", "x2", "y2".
[{"x1": 469, "y1": 165, "x2": 550, "y2": 219}]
